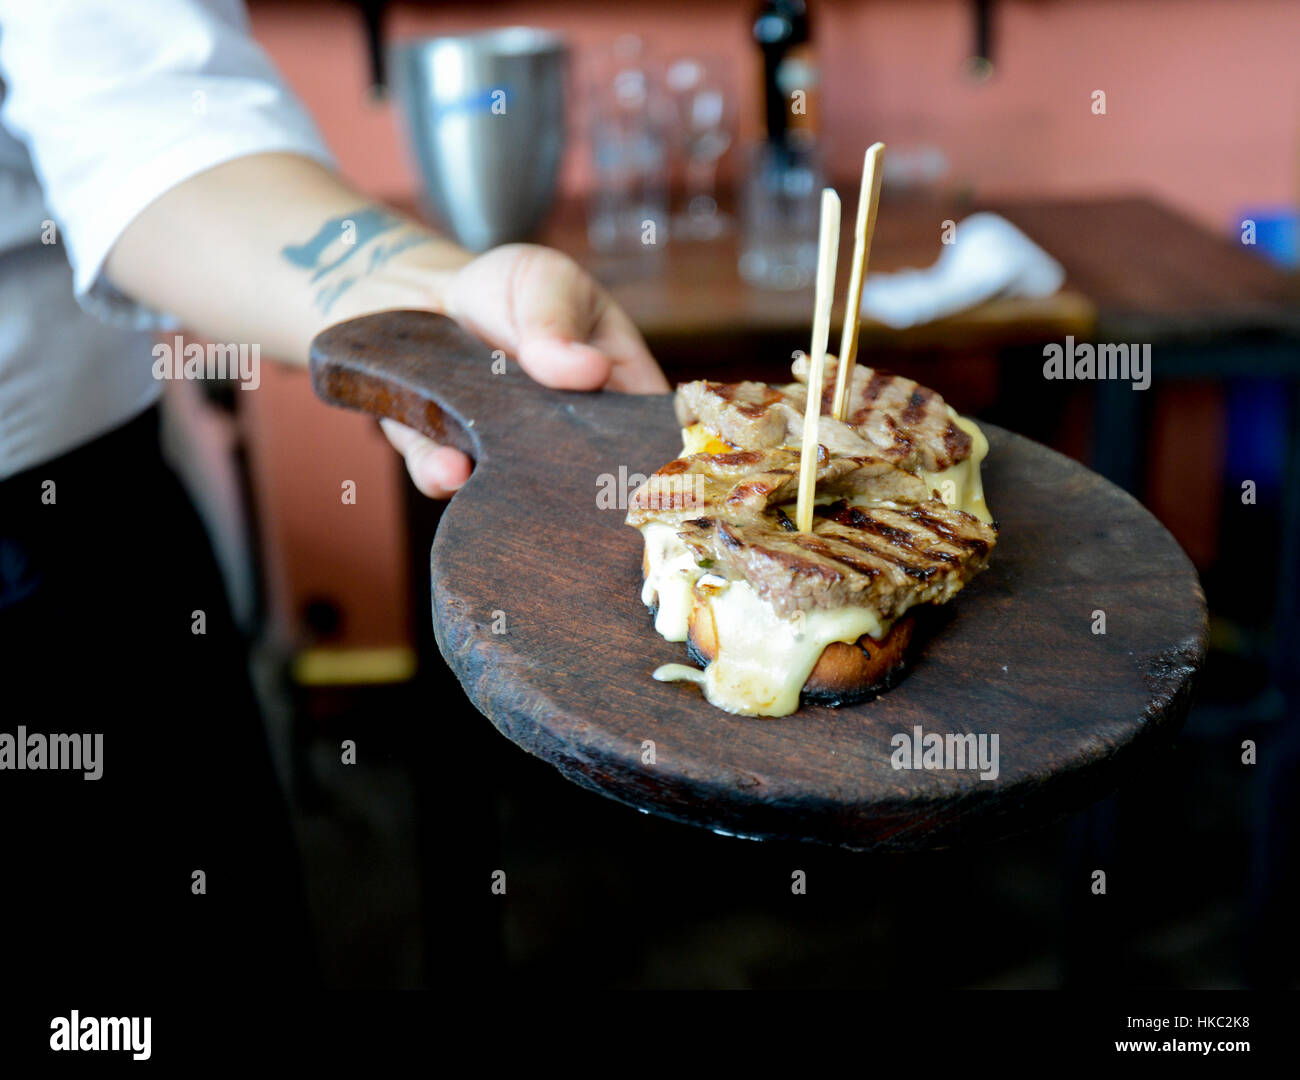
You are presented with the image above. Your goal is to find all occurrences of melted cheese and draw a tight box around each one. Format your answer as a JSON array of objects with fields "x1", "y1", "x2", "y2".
[
  {"x1": 640, "y1": 521, "x2": 702, "y2": 642},
  {"x1": 653, "y1": 580, "x2": 893, "y2": 717},
  {"x1": 920, "y1": 411, "x2": 992, "y2": 523},
  {"x1": 681, "y1": 423, "x2": 735, "y2": 456}
]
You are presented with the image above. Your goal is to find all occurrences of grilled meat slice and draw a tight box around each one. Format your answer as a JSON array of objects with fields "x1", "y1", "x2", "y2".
[
  {"x1": 787, "y1": 353, "x2": 973, "y2": 472},
  {"x1": 625, "y1": 449, "x2": 932, "y2": 529},
  {"x1": 676, "y1": 359, "x2": 972, "y2": 474},
  {"x1": 674, "y1": 380, "x2": 788, "y2": 447},
  {"x1": 675, "y1": 498, "x2": 996, "y2": 619},
  {"x1": 675, "y1": 378, "x2": 875, "y2": 459}
]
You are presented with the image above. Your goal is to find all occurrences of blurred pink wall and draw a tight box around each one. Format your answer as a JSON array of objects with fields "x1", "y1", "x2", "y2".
[{"x1": 244, "y1": 0, "x2": 1299, "y2": 650}]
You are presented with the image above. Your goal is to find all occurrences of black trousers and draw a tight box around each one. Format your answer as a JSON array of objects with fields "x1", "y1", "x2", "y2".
[{"x1": 0, "y1": 408, "x2": 315, "y2": 988}]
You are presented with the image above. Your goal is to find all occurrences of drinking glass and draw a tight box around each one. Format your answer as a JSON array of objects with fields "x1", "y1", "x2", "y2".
[
  {"x1": 585, "y1": 35, "x2": 670, "y2": 256},
  {"x1": 738, "y1": 138, "x2": 825, "y2": 289},
  {"x1": 665, "y1": 55, "x2": 735, "y2": 240}
]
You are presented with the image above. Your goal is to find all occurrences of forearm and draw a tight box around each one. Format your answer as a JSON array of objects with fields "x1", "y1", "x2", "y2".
[{"x1": 105, "y1": 152, "x2": 474, "y2": 364}]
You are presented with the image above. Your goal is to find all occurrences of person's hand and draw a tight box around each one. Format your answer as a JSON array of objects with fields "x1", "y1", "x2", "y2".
[
  {"x1": 379, "y1": 243, "x2": 669, "y2": 498},
  {"x1": 103, "y1": 153, "x2": 662, "y2": 499}
]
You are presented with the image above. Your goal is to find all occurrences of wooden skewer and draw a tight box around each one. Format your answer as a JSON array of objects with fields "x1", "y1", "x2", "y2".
[
  {"x1": 796, "y1": 188, "x2": 842, "y2": 533},
  {"x1": 831, "y1": 142, "x2": 886, "y2": 422}
]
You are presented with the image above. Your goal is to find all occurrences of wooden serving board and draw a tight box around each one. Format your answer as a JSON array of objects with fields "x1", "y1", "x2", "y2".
[{"x1": 310, "y1": 310, "x2": 1207, "y2": 852}]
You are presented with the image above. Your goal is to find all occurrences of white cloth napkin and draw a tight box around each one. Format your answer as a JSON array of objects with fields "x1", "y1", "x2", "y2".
[{"x1": 861, "y1": 212, "x2": 1065, "y2": 329}]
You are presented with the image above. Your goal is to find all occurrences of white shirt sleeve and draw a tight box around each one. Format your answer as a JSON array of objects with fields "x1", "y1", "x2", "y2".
[{"x1": 0, "y1": 0, "x2": 336, "y2": 326}]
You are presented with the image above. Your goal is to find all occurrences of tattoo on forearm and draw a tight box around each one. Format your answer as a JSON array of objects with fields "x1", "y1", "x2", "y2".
[
  {"x1": 281, "y1": 208, "x2": 400, "y2": 281},
  {"x1": 281, "y1": 206, "x2": 433, "y2": 315},
  {"x1": 368, "y1": 231, "x2": 430, "y2": 271},
  {"x1": 314, "y1": 275, "x2": 358, "y2": 315}
]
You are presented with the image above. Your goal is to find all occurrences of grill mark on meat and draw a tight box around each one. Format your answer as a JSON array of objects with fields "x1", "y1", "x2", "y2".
[
  {"x1": 840, "y1": 369, "x2": 900, "y2": 424},
  {"x1": 656, "y1": 489, "x2": 702, "y2": 510},
  {"x1": 818, "y1": 504, "x2": 964, "y2": 571},
  {"x1": 819, "y1": 380, "x2": 836, "y2": 414},
  {"x1": 862, "y1": 371, "x2": 892, "y2": 407},
  {"x1": 905, "y1": 507, "x2": 991, "y2": 556},
  {"x1": 815, "y1": 527, "x2": 941, "y2": 581},
  {"x1": 718, "y1": 521, "x2": 745, "y2": 550},
  {"x1": 715, "y1": 382, "x2": 783, "y2": 417},
  {"x1": 915, "y1": 548, "x2": 960, "y2": 565},
  {"x1": 821, "y1": 503, "x2": 928, "y2": 549},
  {"x1": 710, "y1": 449, "x2": 765, "y2": 467},
  {"x1": 787, "y1": 534, "x2": 881, "y2": 580},
  {"x1": 942, "y1": 421, "x2": 973, "y2": 461},
  {"x1": 826, "y1": 519, "x2": 961, "y2": 579},
  {"x1": 685, "y1": 517, "x2": 713, "y2": 529},
  {"x1": 754, "y1": 537, "x2": 849, "y2": 581},
  {"x1": 775, "y1": 507, "x2": 797, "y2": 532},
  {"x1": 658, "y1": 459, "x2": 690, "y2": 475},
  {"x1": 881, "y1": 415, "x2": 915, "y2": 455},
  {"x1": 901, "y1": 387, "x2": 935, "y2": 425},
  {"x1": 726, "y1": 477, "x2": 785, "y2": 506}
]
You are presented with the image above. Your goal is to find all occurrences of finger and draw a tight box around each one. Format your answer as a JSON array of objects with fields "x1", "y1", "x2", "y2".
[
  {"x1": 588, "y1": 302, "x2": 671, "y2": 393},
  {"x1": 516, "y1": 337, "x2": 613, "y2": 392},
  {"x1": 444, "y1": 244, "x2": 668, "y2": 393},
  {"x1": 379, "y1": 419, "x2": 473, "y2": 499},
  {"x1": 507, "y1": 249, "x2": 617, "y2": 391},
  {"x1": 499, "y1": 257, "x2": 669, "y2": 393}
]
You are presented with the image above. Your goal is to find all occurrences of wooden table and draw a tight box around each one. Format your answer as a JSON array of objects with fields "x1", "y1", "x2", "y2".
[
  {"x1": 533, "y1": 192, "x2": 1298, "y2": 350},
  {"x1": 978, "y1": 197, "x2": 1300, "y2": 339},
  {"x1": 535, "y1": 192, "x2": 1098, "y2": 352}
]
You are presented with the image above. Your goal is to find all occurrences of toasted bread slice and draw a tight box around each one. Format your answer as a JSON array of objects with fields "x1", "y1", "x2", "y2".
[{"x1": 685, "y1": 588, "x2": 916, "y2": 706}]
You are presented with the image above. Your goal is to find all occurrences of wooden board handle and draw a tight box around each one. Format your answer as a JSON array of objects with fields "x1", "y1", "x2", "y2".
[{"x1": 309, "y1": 309, "x2": 551, "y2": 463}]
